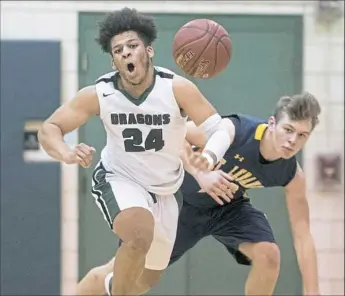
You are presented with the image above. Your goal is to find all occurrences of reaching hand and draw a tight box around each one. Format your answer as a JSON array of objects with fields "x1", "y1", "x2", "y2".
[
  {"x1": 184, "y1": 142, "x2": 212, "y2": 172},
  {"x1": 195, "y1": 170, "x2": 238, "y2": 205}
]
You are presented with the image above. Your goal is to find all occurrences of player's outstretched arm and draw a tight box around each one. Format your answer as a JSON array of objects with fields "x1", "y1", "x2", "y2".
[
  {"x1": 185, "y1": 118, "x2": 235, "y2": 150},
  {"x1": 38, "y1": 85, "x2": 99, "y2": 165},
  {"x1": 285, "y1": 163, "x2": 320, "y2": 295},
  {"x1": 173, "y1": 75, "x2": 234, "y2": 169},
  {"x1": 181, "y1": 121, "x2": 237, "y2": 205}
]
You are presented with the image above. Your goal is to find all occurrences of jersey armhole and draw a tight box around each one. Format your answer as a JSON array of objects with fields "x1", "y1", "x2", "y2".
[
  {"x1": 283, "y1": 159, "x2": 298, "y2": 187},
  {"x1": 227, "y1": 115, "x2": 241, "y2": 149},
  {"x1": 94, "y1": 83, "x2": 111, "y2": 120},
  {"x1": 168, "y1": 76, "x2": 187, "y2": 120},
  {"x1": 94, "y1": 71, "x2": 118, "y2": 120}
]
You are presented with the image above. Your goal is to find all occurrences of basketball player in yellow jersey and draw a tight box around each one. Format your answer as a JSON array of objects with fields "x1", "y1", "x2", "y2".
[
  {"x1": 38, "y1": 7, "x2": 233, "y2": 296},
  {"x1": 76, "y1": 93, "x2": 322, "y2": 296}
]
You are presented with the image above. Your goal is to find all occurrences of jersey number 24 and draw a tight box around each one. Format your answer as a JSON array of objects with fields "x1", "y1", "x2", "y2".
[{"x1": 123, "y1": 128, "x2": 165, "y2": 152}]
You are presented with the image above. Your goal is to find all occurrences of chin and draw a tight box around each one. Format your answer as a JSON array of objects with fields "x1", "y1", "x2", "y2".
[
  {"x1": 282, "y1": 149, "x2": 296, "y2": 159},
  {"x1": 130, "y1": 76, "x2": 146, "y2": 85},
  {"x1": 122, "y1": 72, "x2": 140, "y2": 84}
]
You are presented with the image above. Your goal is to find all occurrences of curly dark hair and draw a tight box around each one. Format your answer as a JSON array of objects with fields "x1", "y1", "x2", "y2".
[
  {"x1": 274, "y1": 92, "x2": 321, "y2": 130},
  {"x1": 96, "y1": 7, "x2": 158, "y2": 54}
]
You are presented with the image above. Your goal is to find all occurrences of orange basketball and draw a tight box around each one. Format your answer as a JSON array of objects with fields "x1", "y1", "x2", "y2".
[{"x1": 173, "y1": 19, "x2": 232, "y2": 78}]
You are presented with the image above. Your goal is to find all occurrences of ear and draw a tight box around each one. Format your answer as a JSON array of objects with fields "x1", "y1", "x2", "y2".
[
  {"x1": 111, "y1": 59, "x2": 117, "y2": 70},
  {"x1": 268, "y1": 116, "x2": 276, "y2": 131},
  {"x1": 147, "y1": 46, "x2": 154, "y2": 58}
]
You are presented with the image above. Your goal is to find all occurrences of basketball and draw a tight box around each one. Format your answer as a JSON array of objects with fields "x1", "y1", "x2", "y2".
[{"x1": 172, "y1": 19, "x2": 232, "y2": 79}]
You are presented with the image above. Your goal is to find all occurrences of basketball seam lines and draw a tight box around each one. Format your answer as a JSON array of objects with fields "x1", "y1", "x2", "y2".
[
  {"x1": 188, "y1": 23, "x2": 215, "y2": 75},
  {"x1": 173, "y1": 22, "x2": 210, "y2": 55},
  {"x1": 211, "y1": 25, "x2": 223, "y2": 73},
  {"x1": 181, "y1": 25, "x2": 231, "y2": 58}
]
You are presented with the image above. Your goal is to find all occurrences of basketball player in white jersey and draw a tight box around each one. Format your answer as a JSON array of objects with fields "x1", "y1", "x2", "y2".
[{"x1": 38, "y1": 7, "x2": 234, "y2": 296}]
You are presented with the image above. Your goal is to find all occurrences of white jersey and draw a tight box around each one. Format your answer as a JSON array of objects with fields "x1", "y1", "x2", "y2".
[{"x1": 95, "y1": 66, "x2": 187, "y2": 195}]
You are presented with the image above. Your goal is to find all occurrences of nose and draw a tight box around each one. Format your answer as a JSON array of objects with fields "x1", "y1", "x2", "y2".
[
  {"x1": 288, "y1": 134, "x2": 297, "y2": 145},
  {"x1": 122, "y1": 47, "x2": 131, "y2": 59}
]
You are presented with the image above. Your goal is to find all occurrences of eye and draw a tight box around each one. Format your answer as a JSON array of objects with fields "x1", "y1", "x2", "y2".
[
  {"x1": 129, "y1": 44, "x2": 138, "y2": 49},
  {"x1": 284, "y1": 127, "x2": 293, "y2": 133},
  {"x1": 298, "y1": 133, "x2": 307, "y2": 139},
  {"x1": 113, "y1": 46, "x2": 122, "y2": 54}
]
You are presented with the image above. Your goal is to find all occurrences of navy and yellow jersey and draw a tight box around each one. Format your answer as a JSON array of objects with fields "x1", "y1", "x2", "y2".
[{"x1": 181, "y1": 114, "x2": 297, "y2": 208}]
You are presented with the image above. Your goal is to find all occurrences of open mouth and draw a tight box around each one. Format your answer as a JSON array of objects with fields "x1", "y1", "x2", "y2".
[{"x1": 127, "y1": 63, "x2": 135, "y2": 73}]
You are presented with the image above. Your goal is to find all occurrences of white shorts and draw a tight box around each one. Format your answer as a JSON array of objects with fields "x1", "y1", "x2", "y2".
[{"x1": 91, "y1": 161, "x2": 183, "y2": 270}]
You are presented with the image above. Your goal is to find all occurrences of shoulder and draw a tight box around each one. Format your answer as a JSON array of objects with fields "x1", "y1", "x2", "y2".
[
  {"x1": 95, "y1": 71, "x2": 117, "y2": 84},
  {"x1": 70, "y1": 85, "x2": 99, "y2": 115},
  {"x1": 76, "y1": 85, "x2": 97, "y2": 98},
  {"x1": 154, "y1": 66, "x2": 175, "y2": 79},
  {"x1": 284, "y1": 161, "x2": 305, "y2": 192},
  {"x1": 171, "y1": 74, "x2": 197, "y2": 95},
  {"x1": 222, "y1": 113, "x2": 266, "y2": 125},
  {"x1": 280, "y1": 157, "x2": 299, "y2": 187},
  {"x1": 227, "y1": 113, "x2": 266, "y2": 125},
  {"x1": 221, "y1": 114, "x2": 267, "y2": 146}
]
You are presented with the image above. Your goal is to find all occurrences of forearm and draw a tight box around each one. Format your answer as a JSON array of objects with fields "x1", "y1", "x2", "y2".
[
  {"x1": 38, "y1": 123, "x2": 72, "y2": 162},
  {"x1": 200, "y1": 115, "x2": 231, "y2": 166},
  {"x1": 294, "y1": 233, "x2": 319, "y2": 295}
]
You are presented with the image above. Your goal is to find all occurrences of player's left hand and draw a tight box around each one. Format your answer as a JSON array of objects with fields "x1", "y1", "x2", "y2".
[{"x1": 195, "y1": 170, "x2": 237, "y2": 205}]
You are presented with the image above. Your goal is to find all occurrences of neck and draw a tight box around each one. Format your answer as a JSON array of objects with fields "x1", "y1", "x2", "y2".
[
  {"x1": 260, "y1": 130, "x2": 282, "y2": 161},
  {"x1": 119, "y1": 66, "x2": 155, "y2": 98}
]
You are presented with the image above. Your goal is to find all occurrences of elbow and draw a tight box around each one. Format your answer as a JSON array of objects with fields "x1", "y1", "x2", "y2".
[
  {"x1": 37, "y1": 121, "x2": 61, "y2": 146},
  {"x1": 292, "y1": 224, "x2": 312, "y2": 246},
  {"x1": 293, "y1": 231, "x2": 316, "y2": 259},
  {"x1": 37, "y1": 124, "x2": 46, "y2": 145}
]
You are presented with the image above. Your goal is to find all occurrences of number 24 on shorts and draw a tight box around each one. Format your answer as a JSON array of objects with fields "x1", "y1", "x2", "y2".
[{"x1": 123, "y1": 128, "x2": 165, "y2": 152}]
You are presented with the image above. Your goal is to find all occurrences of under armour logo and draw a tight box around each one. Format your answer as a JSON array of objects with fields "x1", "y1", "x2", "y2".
[{"x1": 234, "y1": 154, "x2": 244, "y2": 162}]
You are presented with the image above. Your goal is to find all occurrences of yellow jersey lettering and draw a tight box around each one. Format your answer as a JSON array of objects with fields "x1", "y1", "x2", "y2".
[
  {"x1": 235, "y1": 172, "x2": 252, "y2": 182},
  {"x1": 239, "y1": 177, "x2": 257, "y2": 186},
  {"x1": 196, "y1": 160, "x2": 264, "y2": 196},
  {"x1": 227, "y1": 166, "x2": 264, "y2": 189},
  {"x1": 245, "y1": 181, "x2": 263, "y2": 188},
  {"x1": 229, "y1": 166, "x2": 238, "y2": 175},
  {"x1": 232, "y1": 169, "x2": 248, "y2": 179}
]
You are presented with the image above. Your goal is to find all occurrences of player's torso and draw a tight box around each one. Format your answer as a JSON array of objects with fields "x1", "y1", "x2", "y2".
[
  {"x1": 95, "y1": 67, "x2": 187, "y2": 195},
  {"x1": 182, "y1": 114, "x2": 296, "y2": 208}
]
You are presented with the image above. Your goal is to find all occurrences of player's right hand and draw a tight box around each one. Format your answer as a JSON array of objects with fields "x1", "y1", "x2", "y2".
[
  {"x1": 195, "y1": 170, "x2": 237, "y2": 205},
  {"x1": 62, "y1": 143, "x2": 96, "y2": 168}
]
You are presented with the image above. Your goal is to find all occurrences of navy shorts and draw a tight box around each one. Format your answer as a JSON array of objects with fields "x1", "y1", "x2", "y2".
[{"x1": 169, "y1": 197, "x2": 276, "y2": 266}]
